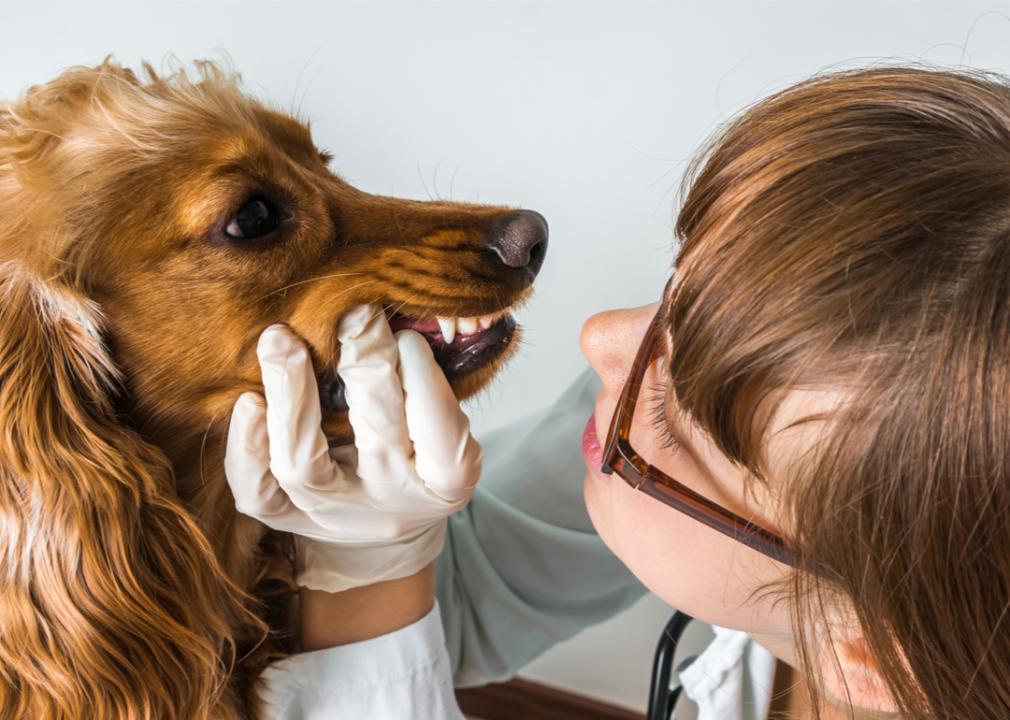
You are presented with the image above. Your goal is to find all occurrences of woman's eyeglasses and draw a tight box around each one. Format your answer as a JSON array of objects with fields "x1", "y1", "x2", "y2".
[{"x1": 599, "y1": 297, "x2": 797, "y2": 568}]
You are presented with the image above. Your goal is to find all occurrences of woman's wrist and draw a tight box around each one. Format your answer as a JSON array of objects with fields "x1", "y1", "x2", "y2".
[{"x1": 298, "y1": 561, "x2": 436, "y2": 651}]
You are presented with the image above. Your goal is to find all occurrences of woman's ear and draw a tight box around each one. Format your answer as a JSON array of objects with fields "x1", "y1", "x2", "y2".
[
  {"x1": 816, "y1": 624, "x2": 902, "y2": 717},
  {"x1": 0, "y1": 263, "x2": 259, "y2": 719}
]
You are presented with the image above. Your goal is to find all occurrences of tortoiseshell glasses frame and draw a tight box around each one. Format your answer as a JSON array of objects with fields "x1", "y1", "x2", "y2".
[{"x1": 599, "y1": 298, "x2": 797, "y2": 568}]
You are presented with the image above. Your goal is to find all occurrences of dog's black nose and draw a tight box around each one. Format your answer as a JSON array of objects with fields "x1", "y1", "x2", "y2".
[{"x1": 490, "y1": 210, "x2": 549, "y2": 279}]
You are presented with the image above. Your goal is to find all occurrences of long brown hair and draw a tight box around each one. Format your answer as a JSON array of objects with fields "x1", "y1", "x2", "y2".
[{"x1": 667, "y1": 65, "x2": 1010, "y2": 718}]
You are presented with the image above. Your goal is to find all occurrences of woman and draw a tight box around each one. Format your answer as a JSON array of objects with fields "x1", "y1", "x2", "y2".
[{"x1": 228, "y1": 65, "x2": 1010, "y2": 718}]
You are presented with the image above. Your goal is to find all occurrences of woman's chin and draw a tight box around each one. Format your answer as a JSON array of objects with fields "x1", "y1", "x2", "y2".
[{"x1": 583, "y1": 467, "x2": 615, "y2": 551}]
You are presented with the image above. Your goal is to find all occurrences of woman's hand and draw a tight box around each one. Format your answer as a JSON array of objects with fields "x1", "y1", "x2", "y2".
[{"x1": 224, "y1": 305, "x2": 483, "y2": 594}]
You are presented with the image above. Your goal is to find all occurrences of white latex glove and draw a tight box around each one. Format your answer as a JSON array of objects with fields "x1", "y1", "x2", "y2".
[{"x1": 224, "y1": 305, "x2": 483, "y2": 593}]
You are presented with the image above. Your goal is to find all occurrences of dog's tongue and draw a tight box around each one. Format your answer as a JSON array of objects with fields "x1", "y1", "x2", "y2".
[{"x1": 388, "y1": 314, "x2": 441, "y2": 334}]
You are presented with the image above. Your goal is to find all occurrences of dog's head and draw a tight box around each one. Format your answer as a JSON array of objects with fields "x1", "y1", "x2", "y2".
[
  {"x1": 0, "y1": 60, "x2": 545, "y2": 719},
  {"x1": 1, "y1": 60, "x2": 544, "y2": 452}
]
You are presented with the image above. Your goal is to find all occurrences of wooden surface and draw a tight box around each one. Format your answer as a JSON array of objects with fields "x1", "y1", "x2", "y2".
[{"x1": 456, "y1": 677, "x2": 644, "y2": 720}]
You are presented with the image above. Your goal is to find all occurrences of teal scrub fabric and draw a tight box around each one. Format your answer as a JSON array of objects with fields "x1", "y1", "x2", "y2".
[{"x1": 435, "y1": 369, "x2": 647, "y2": 687}]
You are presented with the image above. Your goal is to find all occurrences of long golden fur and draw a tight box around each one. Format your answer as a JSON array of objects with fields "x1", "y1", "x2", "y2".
[{"x1": 0, "y1": 59, "x2": 536, "y2": 719}]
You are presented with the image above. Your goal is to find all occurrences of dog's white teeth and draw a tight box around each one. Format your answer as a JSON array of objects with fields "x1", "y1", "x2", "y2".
[
  {"x1": 457, "y1": 317, "x2": 479, "y2": 335},
  {"x1": 437, "y1": 317, "x2": 457, "y2": 344},
  {"x1": 434, "y1": 313, "x2": 508, "y2": 342}
]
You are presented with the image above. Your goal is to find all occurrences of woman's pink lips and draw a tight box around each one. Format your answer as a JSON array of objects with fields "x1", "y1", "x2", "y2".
[{"x1": 582, "y1": 413, "x2": 605, "y2": 474}]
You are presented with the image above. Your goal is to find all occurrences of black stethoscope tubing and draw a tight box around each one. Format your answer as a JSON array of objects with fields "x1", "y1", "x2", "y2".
[{"x1": 646, "y1": 611, "x2": 695, "y2": 720}]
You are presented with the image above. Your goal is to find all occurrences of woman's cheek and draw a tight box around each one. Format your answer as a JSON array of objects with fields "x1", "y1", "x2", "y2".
[
  {"x1": 588, "y1": 475, "x2": 739, "y2": 626},
  {"x1": 605, "y1": 485, "x2": 687, "y2": 596},
  {"x1": 586, "y1": 470, "x2": 676, "y2": 592}
]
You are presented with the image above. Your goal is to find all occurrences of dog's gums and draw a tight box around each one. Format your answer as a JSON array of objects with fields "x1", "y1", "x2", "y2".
[{"x1": 318, "y1": 308, "x2": 519, "y2": 414}]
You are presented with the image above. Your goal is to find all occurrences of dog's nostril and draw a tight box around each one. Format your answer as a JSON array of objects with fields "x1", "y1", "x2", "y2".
[{"x1": 490, "y1": 210, "x2": 549, "y2": 279}]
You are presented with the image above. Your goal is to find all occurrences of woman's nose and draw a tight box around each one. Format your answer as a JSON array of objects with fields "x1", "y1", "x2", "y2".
[{"x1": 580, "y1": 303, "x2": 659, "y2": 398}]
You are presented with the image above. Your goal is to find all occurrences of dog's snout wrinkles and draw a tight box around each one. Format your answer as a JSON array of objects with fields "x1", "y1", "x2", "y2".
[{"x1": 490, "y1": 210, "x2": 548, "y2": 279}]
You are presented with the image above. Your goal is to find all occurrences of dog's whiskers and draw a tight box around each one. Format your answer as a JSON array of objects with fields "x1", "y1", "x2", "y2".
[
  {"x1": 432, "y1": 160, "x2": 443, "y2": 201},
  {"x1": 416, "y1": 162, "x2": 434, "y2": 201},
  {"x1": 258, "y1": 272, "x2": 365, "y2": 301},
  {"x1": 383, "y1": 293, "x2": 424, "y2": 322},
  {"x1": 364, "y1": 292, "x2": 419, "y2": 327},
  {"x1": 448, "y1": 161, "x2": 463, "y2": 200}
]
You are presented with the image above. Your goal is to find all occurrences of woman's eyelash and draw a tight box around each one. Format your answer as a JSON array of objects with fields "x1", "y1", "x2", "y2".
[{"x1": 644, "y1": 379, "x2": 682, "y2": 452}]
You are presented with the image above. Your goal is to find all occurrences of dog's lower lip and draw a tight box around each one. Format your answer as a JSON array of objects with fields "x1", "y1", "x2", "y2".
[{"x1": 318, "y1": 312, "x2": 516, "y2": 412}]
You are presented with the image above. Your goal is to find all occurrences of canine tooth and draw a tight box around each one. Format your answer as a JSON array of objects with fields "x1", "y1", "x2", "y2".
[
  {"x1": 478, "y1": 315, "x2": 494, "y2": 330},
  {"x1": 437, "y1": 317, "x2": 457, "y2": 344},
  {"x1": 457, "y1": 317, "x2": 478, "y2": 335}
]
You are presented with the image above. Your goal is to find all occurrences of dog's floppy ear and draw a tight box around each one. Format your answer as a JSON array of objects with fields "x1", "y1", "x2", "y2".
[{"x1": 0, "y1": 264, "x2": 258, "y2": 719}]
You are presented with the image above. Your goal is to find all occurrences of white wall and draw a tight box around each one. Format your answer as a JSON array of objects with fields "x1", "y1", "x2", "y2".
[{"x1": 3, "y1": 1, "x2": 1010, "y2": 712}]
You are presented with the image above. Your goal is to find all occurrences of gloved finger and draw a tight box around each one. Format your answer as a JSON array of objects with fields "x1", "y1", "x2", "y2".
[
  {"x1": 396, "y1": 330, "x2": 482, "y2": 503},
  {"x1": 224, "y1": 391, "x2": 295, "y2": 518},
  {"x1": 257, "y1": 324, "x2": 343, "y2": 493},
  {"x1": 337, "y1": 305, "x2": 412, "y2": 479}
]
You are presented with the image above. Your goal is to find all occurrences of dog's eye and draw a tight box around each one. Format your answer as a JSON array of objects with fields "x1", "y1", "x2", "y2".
[{"x1": 225, "y1": 198, "x2": 281, "y2": 241}]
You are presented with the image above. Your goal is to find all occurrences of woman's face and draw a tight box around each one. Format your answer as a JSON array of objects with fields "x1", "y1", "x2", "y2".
[{"x1": 580, "y1": 299, "x2": 839, "y2": 650}]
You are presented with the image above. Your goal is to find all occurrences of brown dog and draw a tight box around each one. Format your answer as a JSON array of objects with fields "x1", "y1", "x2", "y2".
[{"x1": 0, "y1": 60, "x2": 546, "y2": 720}]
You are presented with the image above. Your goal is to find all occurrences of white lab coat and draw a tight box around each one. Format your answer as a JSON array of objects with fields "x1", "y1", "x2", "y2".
[
  {"x1": 675, "y1": 626, "x2": 776, "y2": 720},
  {"x1": 256, "y1": 369, "x2": 778, "y2": 719},
  {"x1": 257, "y1": 608, "x2": 776, "y2": 719},
  {"x1": 258, "y1": 604, "x2": 462, "y2": 719}
]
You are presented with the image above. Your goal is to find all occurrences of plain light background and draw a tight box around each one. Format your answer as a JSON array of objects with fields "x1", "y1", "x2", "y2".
[{"x1": 4, "y1": 1, "x2": 1010, "y2": 713}]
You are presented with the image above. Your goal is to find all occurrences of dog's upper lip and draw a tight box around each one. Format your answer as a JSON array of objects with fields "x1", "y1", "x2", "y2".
[
  {"x1": 388, "y1": 315, "x2": 442, "y2": 333},
  {"x1": 387, "y1": 309, "x2": 512, "y2": 337},
  {"x1": 387, "y1": 311, "x2": 513, "y2": 352}
]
